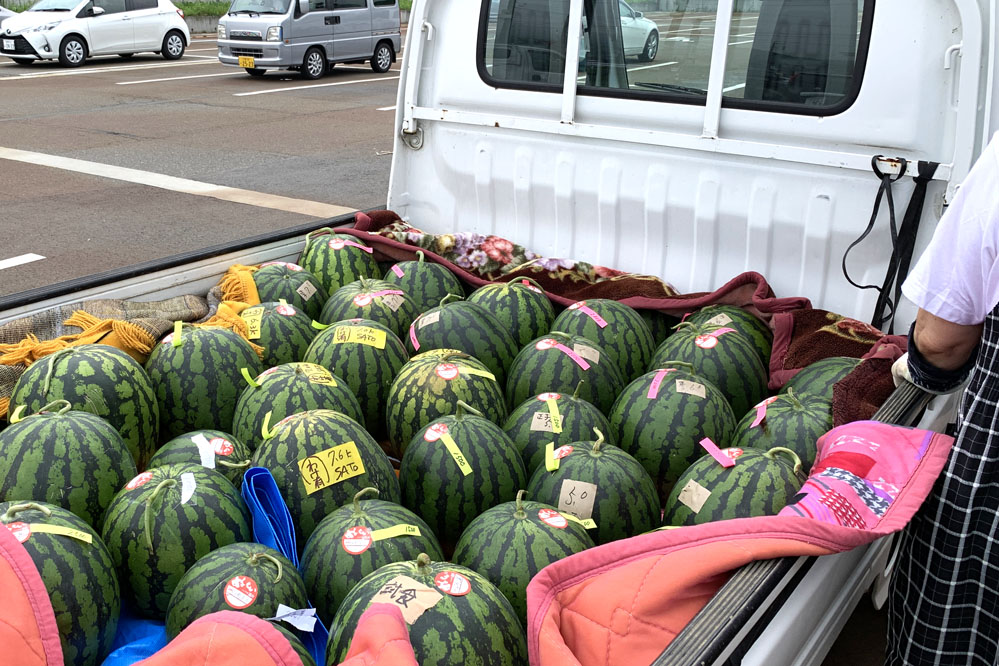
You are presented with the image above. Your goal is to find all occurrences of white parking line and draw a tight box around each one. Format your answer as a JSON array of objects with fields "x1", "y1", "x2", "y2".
[
  {"x1": 187, "y1": 47, "x2": 220, "y2": 52},
  {"x1": 723, "y1": 83, "x2": 746, "y2": 92},
  {"x1": 234, "y1": 75, "x2": 399, "y2": 96},
  {"x1": 2, "y1": 59, "x2": 216, "y2": 80},
  {"x1": 0, "y1": 253, "x2": 45, "y2": 271},
  {"x1": 729, "y1": 39, "x2": 754, "y2": 45},
  {"x1": 0, "y1": 147, "x2": 356, "y2": 218},
  {"x1": 118, "y1": 71, "x2": 245, "y2": 85},
  {"x1": 377, "y1": 105, "x2": 396, "y2": 111},
  {"x1": 628, "y1": 60, "x2": 678, "y2": 73}
]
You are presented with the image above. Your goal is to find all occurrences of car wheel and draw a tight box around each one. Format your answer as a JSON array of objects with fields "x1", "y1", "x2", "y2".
[
  {"x1": 58, "y1": 35, "x2": 87, "y2": 67},
  {"x1": 638, "y1": 31, "x2": 658, "y2": 62},
  {"x1": 162, "y1": 30, "x2": 185, "y2": 60},
  {"x1": 301, "y1": 47, "x2": 326, "y2": 80},
  {"x1": 119, "y1": 53, "x2": 134, "y2": 59},
  {"x1": 245, "y1": 67, "x2": 265, "y2": 77},
  {"x1": 370, "y1": 41, "x2": 393, "y2": 73},
  {"x1": 12, "y1": 58, "x2": 32, "y2": 66}
]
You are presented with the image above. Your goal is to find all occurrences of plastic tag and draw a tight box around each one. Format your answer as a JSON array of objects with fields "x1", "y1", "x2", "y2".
[
  {"x1": 419, "y1": 311, "x2": 441, "y2": 328},
  {"x1": 751, "y1": 396, "x2": 780, "y2": 428},
  {"x1": 301, "y1": 364, "x2": 336, "y2": 386},
  {"x1": 370, "y1": 575, "x2": 443, "y2": 625},
  {"x1": 296, "y1": 281, "x2": 318, "y2": 302},
  {"x1": 675, "y1": 379, "x2": 706, "y2": 398},
  {"x1": 545, "y1": 398, "x2": 563, "y2": 433},
  {"x1": 408, "y1": 322, "x2": 420, "y2": 351},
  {"x1": 261, "y1": 411, "x2": 278, "y2": 440},
  {"x1": 181, "y1": 472, "x2": 196, "y2": 504},
  {"x1": 560, "y1": 512, "x2": 597, "y2": 530},
  {"x1": 530, "y1": 412, "x2": 563, "y2": 433},
  {"x1": 269, "y1": 605, "x2": 317, "y2": 633},
  {"x1": 557, "y1": 479, "x2": 597, "y2": 520},
  {"x1": 569, "y1": 301, "x2": 608, "y2": 328},
  {"x1": 381, "y1": 293, "x2": 406, "y2": 312},
  {"x1": 545, "y1": 442, "x2": 574, "y2": 472},
  {"x1": 332, "y1": 325, "x2": 387, "y2": 349},
  {"x1": 25, "y1": 523, "x2": 93, "y2": 544},
  {"x1": 241, "y1": 308, "x2": 263, "y2": 340},
  {"x1": 699, "y1": 437, "x2": 736, "y2": 468},
  {"x1": 328, "y1": 238, "x2": 373, "y2": 253},
  {"x1": 536, "y1": 339, "x2": 590, "y2": 370},
  {"x1": 439, "y1": 432, "x2": 472, "y2": 476},
  {"x1": 371, "y1": 524, "x2": 422, "y2": 541},
  {"x1": 172, "y1": 321, "x2": 183, "y2": 347},
  {"x1": 241, "y1": 367, "x2": 262, "y2": 388},
  {"x1": 647, "y1": 368, "x2": 677, "y2": 399},
  {"x1": 677, "y1": 479, "x2": 711, "y2": 513},
  {"x1": 8, "y1": 405, "x2": 25, "y2": 424},
  {"x1": 311, "y1": 321, "x2": 331, "y2": 330},
  {"x1": 192, "y1": 433, "x2": 217, "y2": 469},
  {"x1": 391, "y1": 264, "x2": 405, "y2": 278},
  {"x1": 459, "y1": 366, "x2": 496, "y2": 381},
  {"x1": 298, "y1": 442, "x2": 367, "y2": 495}
]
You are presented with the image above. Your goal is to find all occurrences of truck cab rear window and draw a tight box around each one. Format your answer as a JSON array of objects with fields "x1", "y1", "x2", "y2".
[{"x1": 479, "y1": 0, "x2": 873, "y2": 115}]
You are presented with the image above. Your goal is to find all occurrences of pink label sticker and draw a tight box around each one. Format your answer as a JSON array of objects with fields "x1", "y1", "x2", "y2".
[
  {"x1": 211, "y1": 438, "x2": 234, "y2": 456},
  {"x1": 435, "y1": 364, "x2": 459, "y2": 381},
  {"x1": 694, "y1": 327, "x2": 737, "y2": 350},
  {"x1": 341, "y1": 526, "x2": 373, "y2": 555},
  {"x1": 723, "y1": 447, "x2": 745, "y2": 460},
  {"x1": 536, "y1": 392, "x2": 562, "y2": 401},
  {"x1": 569, "y1": 301, "x2": 608, "y2": 328},
  {"x1": 538, "y1": 508, "x2": 568, "y2": 529},
  {"x1": 434, "y1": 571, "x2": 471, "y2": 597},
  {"x1": 353, "y1": 294, "x2": 373, "y2": 307},
  {"x1": 424, "y1": 423, "x2": 449, "y2": 442},
  {"x1": 6, "y1": 522, "x2": 29, "y2": 544},
  {"x1": 536, "y1": 339, "x2": 590, "y2": 370},
  {"x1": 646, "y1": 368, "x2": 678, "y2": 399},
  {"x1": 751, "y1": 396, "x2": 780, "y2": 428},
  {"x1": 520, "y1": 280, "x2": 543, "y2": 293},
  {"x1": 126, "y1": 472, "x2": 154, "y2": 490},
  {"x1": 552, "y1": 445, "x2": 574, "y2": 460},
  {"x1": 259, "y1": 261, "x2": 303, "y2": 271},
  {"x1": 699, "y1": 437, "x2": 736, "y2": 468},
  {"x1": 370, "y1": 290, "x2": 405, "y2": 298},
  {"x1": 409, "y1": 322, "x2": 420, "y2": 351},
  {"x1": 391, "y1": 265, "x2": 405, "y2": 278},
  {"x1": 276, "y1": 304, "x2": 296, "y2": 316},
  {"x1": 224, "y1": 576, "x2": 258, "y2": 609},
  {"x1": 328, "y1": 238, "x2": 374, "y2": 253}
]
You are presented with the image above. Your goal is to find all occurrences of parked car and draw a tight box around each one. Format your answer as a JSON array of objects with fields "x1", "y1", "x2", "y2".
[
  {"x1": 618, "y1": 0, "x2": 657, "y2": 61},
  {"x1": 0, "y1": 5, "x2": 15, "y2": 28},
  {"x1": 0, "y1": 0, "x2": 190, "y2": 67}
]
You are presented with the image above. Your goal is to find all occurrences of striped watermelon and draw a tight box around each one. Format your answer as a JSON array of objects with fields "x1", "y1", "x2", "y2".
[
  {"x1": 239, "y1": 302, "x2": 319, "y2": 368},
  {"x1": 552, "y1": 299, "x2": 656, "y2": 381},
  {"x1": 400, "y1": 402, "x2": 527, "y2": 546},
  {"x1": 452, "y1": 490, "x2": 594, "y2": 624},
  {"x1": 386, "y1": 350, "x2": 508, "y2": 459},
  {"x1": 0, "y1": 401, "x2": 136, "y2": 528},
  {"x1": 272, "y1": 623, "x2": 317, "y2": 666},
  {"x1": 326, "y1": 553, "x2": 527, "y2": 666},
  {"x1": 648, "y1": 322, "x2": 767, "y2": 418},
  {"x1": 684, "y1": 305, "x2": 773, "y2": 365},
  {"x1": 301, "y1": 487, "x2": 445, "y2": 625},
  {"x1": 382, "y1": 250, "x2": 465, "y2": 315},
  {"x1": 145, "y1": 324, "x2": 264, "y2": 442},
  {"x1": 148, "y1": 430, "x2": 253, "y2": 487},
  {"x1": 662, "y1": 446, "x2": 805, "y2": 526},
  {"x1": 466, "y1": 278, "x2": 556, "y2": 348},
  {"x1": 506, "y1": 332, "x2": 625, "y2": 416},
  {"x1": 406, "y1": 298, "x2": 519, "y2": 384},
  {"x1": 502, "y1": 385, "x2": 613, "y2": 475},
  {"x1": 779, "y1": 356, "x2": 863, "y2": 401},
  {"x1": 253, "y1": 262, "x2": 328, "y2": 320},
  {"x1": 526, "y1": 429, "x2": 659, "y2": 545},
  {"x1": 165, "y1": 542, "x2": 308, "y2": 638},
  {"x1": 320, "y1": 278, "x2": 418, "y2": 341},
  {"x1": 100, "y1": 463, "x2": 251, "y2": 618},
  {"x1": 9, "y1": 343, "x2": 159, "y2": 470},
  {"x1": 232, "y1": 362, "x2": 364, "y2": 452},
  {"x1": 1, "y1": 501, "x2": 120, "y2": 666},
  {"x1": 251, "y1": 410, "x2": 400, "y2": 545},
  {"x1": 609, "y1": 367, "x2": 737, "y2": 504},
  {"x1": 303, "y1": 319, "x2": 409, "y2": 441},
  {"x1": 639, "y1": 309, "x2": 681, "y2": 346},
  {"x1": 298, "y1": 230, "x2": 381, "y2": 294},
  {"x1": 731, "y1": 389, "x2": 832, "y2": 472}
]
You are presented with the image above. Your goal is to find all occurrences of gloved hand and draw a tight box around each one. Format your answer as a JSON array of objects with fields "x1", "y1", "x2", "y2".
[{"x1": 892, "y1": 352, "x2": 912, "y2": 387}]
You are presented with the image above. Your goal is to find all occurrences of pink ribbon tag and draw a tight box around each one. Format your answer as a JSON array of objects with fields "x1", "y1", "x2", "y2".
[
  {"x1": 370, "y1": 290, "x2": 405, "y2": 298},
  {"x1": 750, "y1": 396, "x2": 780, "y2": 428},
  {"x1": 569, "y1": 301, "x2": 608, "y2": 328},
  {"x1": 699, "y1": 437, "x2": 736, "y2": 468},
  {"x1": 646, "y1": 368, "x2": 677, "y2": 399},
  {"x1": 409, "y1": 322, "x2": 420, "y2": 351},
  {"x1": 535, "y1": 338, "x2": 589, "y2": 370},
  {"x1": 328, "y1": 238, "x2": 374, "y2": 253},
  {"x1": 681, "y1": 311, "x2": 692, "y2": 322},
  {"x1": 391, "y1": 265, "x2": 405, "y2": 278},
  {"x1": 694, "y1": 327, "x2": 738, "y2": 350}
]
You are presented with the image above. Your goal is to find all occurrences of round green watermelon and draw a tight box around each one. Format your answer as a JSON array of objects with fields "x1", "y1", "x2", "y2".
[
  {"x1": 382, "y1": 250, "x2": 465, "y2": 315},
  {"x1": 239, "y1": 301, "x2": 318, "y2": 368},
  {"x1": 145, "y1": 325, "x2": 264, "y2": 442},
  {"x1": 165, "y1": 542, "x2": 308, "y2": 638},
  {"x1": 301, "y1": 487, "x2": 445, "y2": 625},
  {"x1": 0, "y1": 401, "x2": 136, "y2": 528},
  {"x1": 466, "y1": 278, "x2": 556, "y2": 348},
  {"x1": 251, "y1": 410, "x2": 400, "y2": 545},
  {"x1": 147, "y1": 430, "x2": 252, "y2": 487},
  {"x1": 639, "y1": 309, "x2": 681, "y2": 346},
  {"x1": 271, "y1": 622, "x2": 317, "y2": 666},
  {"x1": 9, "y1": 343, "x2": 159, "y2": 470},
  {"x1": 552, "y1": 299, "x2": 656, "y2": 381},
  {"x1": 1, "y1": 501, "x2": 119, "y2": 666},
  {"x1": 253, "y1": 262, "x2": 328, "y2": 320},
  {"x1": 684, "y1": 305, "x2": 773, "y2": 366},
  {"x1": 779, "y1": 356, "x2": 863, "y2": 401},
  {"x1": 100, "y1": 463, "x2": 251, "y2": 618},
  {"x1": 730, "y1": 389, "x2": 832, "y2": 472},
  {"x1": 298, "y1": 230, "x2": 381, "y2": 294},
  {"x1": 326, "y1": 554, "x2": 527, "y2": 666},
  {"x1": 662, "y1": 446, "x2": 805, "y2": 526},
  {"x1": 320, "y1": 278, "x2": 418, "y2": 342},
  {"x1": 452, "y1": 490, "x2": 594, "y2": 624}
]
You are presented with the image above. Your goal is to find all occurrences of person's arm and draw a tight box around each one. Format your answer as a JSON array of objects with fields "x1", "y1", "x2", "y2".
[{"x1": 906, "y1": 308, "x2": 982, "y2": 393}]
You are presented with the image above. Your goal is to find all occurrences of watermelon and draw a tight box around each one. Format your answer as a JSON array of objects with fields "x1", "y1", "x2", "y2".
[
  {"x1": 506, "y1": 332, "x2": 625, "y2": 416},
  {"x1": 0, "y1": 400, "x2": 136, "y2": 528},
  {"x1": 320, "y1": 278, "x2": 418, "y2": 341},
  {"x1": 639, "y1": 309, "x2": 681, "y2": 346},
  {"x1": 609, "y1": 367, "x2": 737, "y2": 504},
  {"x1": 526, "y1": 429, "x2": 659, "y2": 545},
  {"x1": 731, "y1": 389, "x2": 832, "y2": 471},
  {"x1": 648, "y1": 321, "x2": 767, "y2": 418},
  {"x1": 466, "y1": 278, "x2": 556, "y2": 348},
  {"x1": 303, "y1": 319, "x2": 409, "y2": 441},
  {"x1": 502, "y1": 384, "x2": 613, "y2": 475},
  {"x1": 452, "y1": 490, "x2": 594, "y2": 624},
  {"x1": 272, "y1": 623, "x2": 317, "y2": 666},
  {"x1": 298, "y1": 229, "x2": 381, "y2": 294},
  {"x1": 145, "y1": 324, "x2": 264, "y2": 442},
  {"x1": 386, "y1": 350, "x2": 508, "y2": 459},
  {"x1": 165, "y1": 542, "x2": 308, "y2": 638},
  {"x1": 253, "y1": 262, "x2": 328, "y2": 320},
  {"x1": 232, "y1": 362, "x2": 365, "y2": 452},
  {"x1": 9, "y1": 343, "x2": 159, "y2": 469},
  {"x1": 779, "y1": 356, "x2": 863, "y2": 401},
  {"x1": 684, "y1": 305, "x2": 773, "y2": 365},
  {"x1": 406, "y1": 297, "x2": 519, "y2": 384},
  {"x1": 0, "y1": 501, "x2": 119, "y2": 666},
  {"x1": 552, "y1": 299, "x2": 656, "y2": 381},
  {"x1": 662, "y1": 446, "x2": 805, "y2": 526},
  {"x1": 147, "y1": 430, "x2": 253, "y2": 487},
  {"x1": 239, "y1": 301, "x2": 319, "y2": 368},
  {"x1": 301, "y1": 487, "x2": 445, "y2": 625},
  {"x1": 251, "y1": 410, "x2": 400, "y2": 545},
  {"x1": 382, "y1": 250, "x2": 465, "y2": 315},
  {"x1": 100, "y1": 463, "x2": 251, "y2": 618},
  {"x1": 326, "y1": 553, "x2": 527, "y2": 666}
]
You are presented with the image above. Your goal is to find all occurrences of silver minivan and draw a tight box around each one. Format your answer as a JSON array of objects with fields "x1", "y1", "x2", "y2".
[{"x1": 216, "y1": 0, "x2": 400, "y2": 79}]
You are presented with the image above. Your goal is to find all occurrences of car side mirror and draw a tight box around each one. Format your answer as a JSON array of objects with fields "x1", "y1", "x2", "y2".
[
  {"x1": 298, "y1": 0, "x2": 308, "y2": 13},
  {"x1": 91, "y1": 6, "x2": 105, "y2": 15},
  {"x1": 634, "y1": 10, "x2": 642, "y2": 18}
]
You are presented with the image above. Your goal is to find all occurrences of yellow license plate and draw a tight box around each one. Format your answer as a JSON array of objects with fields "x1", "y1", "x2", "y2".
[{"x1": 238, "y1": 56, "x2": 255, "y2": 68}]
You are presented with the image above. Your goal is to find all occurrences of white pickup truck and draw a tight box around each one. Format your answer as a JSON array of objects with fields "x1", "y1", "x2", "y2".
[{"x1": 1, "y1": 0, "x2": 994, "y2": 663}]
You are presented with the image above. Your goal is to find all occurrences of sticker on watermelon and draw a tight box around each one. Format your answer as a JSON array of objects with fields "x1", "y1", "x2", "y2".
[
  {"x1": 434, "y1": 571, "x2": 471, "y2": 597},
  {"x1": 424, "y1": 423, "x2": 449, "y2": 442},
  {"x1": 211, "y1": 438, "x2": 234, "y2": 456},
  {"x1": 537, "y1": 508, "x2": 568, "y2": 529},
  {"x1": 694, "y1": 327, "x2": 737, "y2": 350},
  {"x1": 126, "y1": 472, "x2": 154, "y2": 490},
  {"x1": 353, "y1": 294, "x2": 373, "y2": 307},
  {"x1": 224, "y1": 575, "x2": 258, "y2": 610},
  {"x1": 536, "y1": 392, "x2": 562, "y2": 401},
  {"x1": 328, "y1": 238, "x2": 347, "y2": 250},
  {"x1": 6, "y1": 522, "x2": 30, "y2": 543},
  {"x1": 535, "y1": 338, "x2": 558, "y2": 351},
  {"x1": 341, "y1": 526, "x2": 373, "y2": 555},
  {"x1": 435, "y1": 363, "x2": 460, "y2": 381},
  {"x1": 723, "y1": 448, "x2": 745, "y2": 460},
  {"x1": 276, "y1": 304, "x2": 297, "y2": 316},
  {"x1": 160, "y1": 333, "x2": 174, "y2": 345},
  {"x1": 552, "y1": 445, "x2": 574, "y2": 460}
]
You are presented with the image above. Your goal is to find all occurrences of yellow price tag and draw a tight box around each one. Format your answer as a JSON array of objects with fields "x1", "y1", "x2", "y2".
[
  {"x1": 298, "y1": 442, "x2": 367, "y2": 495},
  {"x1": 172, "y1": 320, "x2": 183, "y2": 347},
  {"x1": 371, "y1": 524, "x2": 422, "y2": 541},
  {"x1": 332, "y1": 326, "x2": 387, "y2": 349},
  {"x1": 460, "y1": 367, "x2": 496, "y2": 381},
  {"x1": 241, "y1": 308, "x2": 263, "y2": 340},
  {"x1": 301, "y1": 363, "x2": 336, "y2": 386},
  {"x1": 545, "y1": 398, "x2": 563, "y2": 434},
  {"x1": 440, "y1": 432, "x2": 473, "y2": 476},
  {"x1": 560, "y1": 513, "x2": 597, "y2": 530},
  {"x1": 29, "y1": 523, "x2": 93, "y2": 544},
  {"x1": 545, "y1": 442, "x2": 560, "y2": 472}
]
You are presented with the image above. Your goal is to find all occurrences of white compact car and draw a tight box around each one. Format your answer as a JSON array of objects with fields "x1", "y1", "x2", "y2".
[
  {"x1": 0, "y1": 6, "x2": 15, "y2": 28},
  {"x1": 618, "y1": 0, "x2": 657, "y2": 61},
  {"x1": 0, "y1": 0, "x2": 190, "y2": 66}
]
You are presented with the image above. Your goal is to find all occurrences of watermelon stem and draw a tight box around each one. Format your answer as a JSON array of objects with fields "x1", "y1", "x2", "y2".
[
  {"x1": 248, "y1": 552, "x2": 284, "y2": 583},
  {"x1": 592, "y1": 428, "x2": 605, "y2": 453},
  {"x1": 35, "y1": 399, "x2": 72, "y2": 416},
  {"x1": 455, "y1": 400, "x2": 484, "y2": 419},
  {"x1": 144, "y1": 479, "x2": 178, "y2": 552},
  {"x1": 658, "y1": 360, "x2": 696, "y2": 374},
  {"x1": 673, "y1": 322, "x2": 697, "y2": 332},
  {"x1": 304, "y1": 226, "x2": 335, "y2": 245},
  {"x1": 353, "y1": 487, "x2": 380, "y2": 514},
  {"x1": 572, "y1": 381, "x2": 584, "y2": 399},
  {"x1": 40, "y1": 348, "x2": 74, "y2": 398},
  {"x1": 217, "y1": 459, "x2": 252, "y2": 470},
  {"x1": 785, "y1": 387, "x2": 803, "y2": 409},
  {"x1": 515, "y1": 489, "x2": 527, "y2": 518},
  {"x1": 765, "y1": 447, "x2": 804, "y2": 478},
  {"x1": 439, "y1": 293, "x2": 464, "y2": 306},
  {"x1": 416, "y1": 250, "x2": 425, "y2": 263},
  {"x1": 416, "y1": 553, "x2": 433, "y2": 576},
  {"x1": 1, "y1": 502, "x2": 52, "y2": 521}
]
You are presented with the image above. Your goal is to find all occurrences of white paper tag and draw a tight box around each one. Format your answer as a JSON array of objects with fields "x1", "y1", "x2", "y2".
[
  {"x1": 557, "y1": 479, "x2": 598, "y2": 520},
  {"x1": 573, "y1": 344, "x2": 600, "y2": 365},
  {"x1": 296, "y1": 281, "x2": 318, "y2": 302},
  {"x1": 677, "y1": 479, "x2": 712, "y2": 514},
  {"x1": 268, "y1": 604, "x2": 318, "y2": 633},
  {"x1": 675, "y1": 379, "x2": 707, "y2": 398},
  {"x1": 419, "y1": 310, "x2": 441, "y2": 328},
  {"x1": 705, "y1": 313, "x2": 733, "y2": 327},
  {"x1": 180, "y1": 472, "x2": 196, "y2": 505},
  {"x1": 530, "y1": 411, "x2": 563, "y2": 432},
  {"x1": 382, "y1": 294, "x2": 405, "y2": 312},
  {"x1": 192, "y1": 434, "x2": 216, "y2": 470}
]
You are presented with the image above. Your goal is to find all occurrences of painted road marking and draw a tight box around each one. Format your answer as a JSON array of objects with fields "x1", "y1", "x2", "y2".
[
  {"x1": 2, "y1": 60, "x2": 216, "y2": 80},
  {"x1": 377, "y1": 105, "x2": 396, "y2": 111},
  {"x1": 0, "y1": 253, "x2": 45, "y2": 271},
  {"x1": 628, "y1": 60, "x2": 679, "y2": 73},
  {"x1": 0, "y1": 147, "x2": 355, "y2": 219},
  {"x1": 118, "y1": 71, "x2": 244, "y2": 85},
  {"x1": 187, "y1": 47, "x2": 220, "y2": 52},
  {"x1": 723, "y1": 83, "x2": 746, "y2": 92},
  {"x1": 234, "y1": 75, "x2": 399, "y2": 96}
]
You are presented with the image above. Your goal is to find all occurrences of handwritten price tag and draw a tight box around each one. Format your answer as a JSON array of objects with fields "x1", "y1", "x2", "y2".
[
  {"x1": 371, "y1": 524, "x2": 422, "y2": 541},
  {"x1": 332, "y1": 325, "x2": 387, "y2": 349},
  {"x1": 23, "y1": 523, "x2": 93, "y2": 544},
  {"x1": 557, "y1": 479, "x2": 598, "y2": 520},
  {"x1": 370, "y1": 575, "x2": 443, "y2": 625},
  {"x1": 240, "y1": 308, "x2": 264, "y2": 340},
  {"x1": 440, "y1": 432, "x2": 473, "y2": 476},
  {"x1": 530, "y1": 412, "x2": 563, "y2": 433},
  {"x1": 296, "y1": 281, "x2": 318, "y2": 302},
  {"x1": 301, "y1": 363, "x2": 337, "y2": 386},
  {"x1": 545, "y1": 397, "x2": 563, "y2": 434},
  {"x1": 298, "y1": 442, "x2": 367, "y2": 495},
  {"x1": 675, "y1": 379, "x2": 706, "y2": 398}
]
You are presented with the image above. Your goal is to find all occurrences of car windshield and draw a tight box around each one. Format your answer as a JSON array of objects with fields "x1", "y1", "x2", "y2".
[
  {"x1": 28, "y1": 0, "x2": 79, "y2": 10},
  {"x1": 228, "y1": 0, "x2": 290, "y2": 14}
]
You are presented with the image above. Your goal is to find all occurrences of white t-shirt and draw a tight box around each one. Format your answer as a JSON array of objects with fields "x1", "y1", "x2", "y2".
[{"x1": 903, "y1": 134, "x2": 999, "y2": 325}]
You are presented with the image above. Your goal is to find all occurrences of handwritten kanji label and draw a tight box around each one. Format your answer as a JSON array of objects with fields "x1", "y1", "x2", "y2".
[
  {"x1": 381, "y1": 293, "x2": 406, "y2": 312},
  {"x1": 332, "y1": 326, "x2": 387, "y2": 349},
  {"x1": 6, "y1": 522, "x2": 29, "y2": 543},
  {"x1": 301, "y1": 363, "x2": 336, "y2": 386},
  {"x1": 370, "y1": 575, "x2": 443, "y2": 625},
  {"x1": 341, "y1": 526, "x2": 373, "y2": 555},
  {"x1": 26, "y1": 523, "x2": 93, "y2": 544},
  {"x1": 434, "y1": 571, "x2": 471, "y2": 597},
  {"x1": 557, "y1": 479, "x2": 598, "y2": 520},
  {"x1": 298, "y1": 442, "x2": 367, "y2": 495},
  {"x1": 530, "y1": 411, "x2": 563, "y2": 433},
  {"x1": 296, "y1": 281, "x2": 318, "y2": 301},
  {"x1": 574, "y1": 344, "x2": 600, "y2": 365},
  {"x1": 126, "y1": 472, "x2": 154, "y2": 490},
  {"x1": 538, "y1": 508, "x2": 567, "y2": 529},
  {"x1": 241, "y1": 308, "x2": 263, "y2": 340},
  {"x1": 677, "y1": 479, "x2": 711, "y2": 514},
  {"x1": 371, "y1": 524, "x2": 422, "y2": 541},
  {"x1": 705, "y1": 313, "x2": 733, "y2": 327},
  {"x1": 675, "y1": 379, "x2": 706, "y2": 398},
  {"x1": 224, "y1": 575, "x2": 258, "y2": 609},
  {"x1": 751, "y1": 396, "x2": 780, "y2": 428}
]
